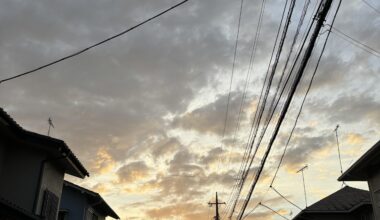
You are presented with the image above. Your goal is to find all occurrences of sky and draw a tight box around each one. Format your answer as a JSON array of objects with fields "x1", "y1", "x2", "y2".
[{"x1": 0, "y1": 0, "x2": 379, "y2": 219}]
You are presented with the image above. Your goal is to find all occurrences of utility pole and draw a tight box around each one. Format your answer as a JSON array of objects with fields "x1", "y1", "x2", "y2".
[
  {"x1": 208, "y1": 192, "x2": 225, "y2": 220},
  {"x1": 297, "y1": 165, "x2": 308, "y2": 207}
]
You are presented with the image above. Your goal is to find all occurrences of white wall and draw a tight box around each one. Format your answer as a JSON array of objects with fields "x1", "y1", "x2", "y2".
[{"x1": 36, "y1": 160, "x2": 65, "y2": 217}]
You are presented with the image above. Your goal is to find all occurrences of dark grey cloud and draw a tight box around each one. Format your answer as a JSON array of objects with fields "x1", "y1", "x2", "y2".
[
  {"x1": 308, "y1": 94, "x2": 380, "y2": 126},
  {"x1": 282, "y1": 133, "x2": 335, "y2": 170},
  {"x1": 172, "y1": 92, "x2": 248, "y2": 136}
]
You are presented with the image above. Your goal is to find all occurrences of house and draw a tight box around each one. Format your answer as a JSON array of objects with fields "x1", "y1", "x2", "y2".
[
  {"x1": 0, "y1": 108, "x2": 89, "y2": 220},
  {"x1": 59, "y1": 181, "x2": 119, "y2": 220},
  {"x1": 292, "y1": 186, "x2": 374, "y2": 220},
  {"x1": 339, "y1": 140, "x2": 380, "y2": 219}
]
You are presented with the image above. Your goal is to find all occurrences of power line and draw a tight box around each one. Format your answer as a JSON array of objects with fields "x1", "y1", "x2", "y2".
[
  {"x1": 227, "y1": 0, "x2": 291, "y2": 216},
  {"x1": 270, "y1": 186, "x2": 302, "y2": 210},
  {"x1": 259, "y1": 203, "x2": 290, "y2": 220},
  {"x1": 361, "y1": 0, "x2": 380, "y2": 15},
  {"x1": 270, "y1": 0, "x2": 342, "y2": 189},
  {"x1": 236, "y1": 0, "x2": 298, "y2": 217},
  {"x1": 220, "y1": 0, "x2": 245, "y2": 141},
  {"x1": 245, "y1": 1, "x2": 342, "y2": 218},
  {"x1": 236, "y1": 1, "x2": 341, "y2": 218},
  {"x1": 329, "y1": 26, "x2": 380, "y2": 58},
  {"x1": 0, "y1": 0, "x2": 189, "y2": 85},
  {"x1": 223, "y1": 0, "x2": 266, "y2": 217},
  {"x1": 236, "y1": 1, "x2": 335, "y2": 218},
  {"x1": 237, "y1": 2, "x2": 320, "y2": 216},
  {"x1": 216, "y1": 0, "x2": 245, "y2": 207},
  {"x1": 297, "y1": 165, "x2": 308, "y2": 207},
  {"x1": 242, "y1": 187, "x2": 271, "y2": 220},
  {"x1": 241, "y1": 203, "x2": 259, "y2": 220},
  {"x1": 223, "y1": 0, "x2": 269, "y2": 217}
]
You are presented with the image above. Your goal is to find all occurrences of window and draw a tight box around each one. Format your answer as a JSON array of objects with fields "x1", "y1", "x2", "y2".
[{"x1": 41, "y1": 190, "x2": 59, "y2": 220}]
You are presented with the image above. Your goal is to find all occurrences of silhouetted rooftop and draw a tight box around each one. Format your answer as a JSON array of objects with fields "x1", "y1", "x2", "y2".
[
  {"x1": 0, "y1": 107, "x2": 89, "y2": 178},
  {"x1": 293, "y1": 186, "x2": 371, "y2": 219},
  {"x1": 63, "y1": 181, "x2": 120, "y2": 219},
  {"x1": 339, "y1": 140, "x2": 380, "y2": 181}
]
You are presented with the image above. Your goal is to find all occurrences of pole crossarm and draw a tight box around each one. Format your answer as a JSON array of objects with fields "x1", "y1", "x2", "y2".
[{"x1": 208, "y1": 192, "x2": 225, "y2": 220}]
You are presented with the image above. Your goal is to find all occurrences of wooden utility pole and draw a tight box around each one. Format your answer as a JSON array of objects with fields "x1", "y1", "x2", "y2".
[{"x1": 208, "y1": 192, "x2": 225, "y2": 220}]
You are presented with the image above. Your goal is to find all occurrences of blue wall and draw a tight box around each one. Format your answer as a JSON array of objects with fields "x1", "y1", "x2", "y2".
[{"x1": 60, "y1": 186, "x2": 87, "y2": 220}]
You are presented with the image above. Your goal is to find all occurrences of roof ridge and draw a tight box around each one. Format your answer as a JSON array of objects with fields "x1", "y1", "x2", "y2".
[
  {"x1": 0, "y1": 107, "x2": 89, "y2": 177},
  {"x1": 304, "y1": 186, "x2": 370, "y2": 213}
]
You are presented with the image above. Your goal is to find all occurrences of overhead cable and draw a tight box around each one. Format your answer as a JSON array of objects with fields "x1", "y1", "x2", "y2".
[
  {"x1": 329, "y1": 26, "x2": 380, "y2": 58},
  {"x1": 236, "y1": 0, "x2": 297, "y2": 214},
  {"x1": 224, "y1": 0, "x2": 269, "y2": 218},
  {"x1": 361, "y1": 0, "x2": 380, "y2": 14},
  {"x1": 0, "y1": 0, "x2": 189, "y2": 84},
  {"x1": 236, "y1": 1, "x2": 334, "y2": 218},
  {"x1": 223, "y1": 0, "x2": 266, "y2": 216},
  {"x1": 259, "y1": 203, "x2": 290, "y2": 220},
  {"x1": 228, "y1": 0, "x2": 290, "y2": 216},
  {"x1": 270, "y1": 186, "x2": 302, "y2": 210}
]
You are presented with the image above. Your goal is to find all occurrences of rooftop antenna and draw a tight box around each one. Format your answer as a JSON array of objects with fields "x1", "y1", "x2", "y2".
[
  {"x1": 47, "y1": 117, "x2": 54, "y2": 136},
  {"x1": 334, "y1": 125, "x2": 345, "y2": 185},
  {"x1": 297, "y1": 165, "x2": 308, "y2": 207}
]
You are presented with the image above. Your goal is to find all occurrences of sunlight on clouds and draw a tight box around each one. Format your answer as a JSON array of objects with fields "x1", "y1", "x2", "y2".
[
  {"x1": 346, "y1": 133, "x2": 364, "y2": 145},
  {"x1": 92, "y1": 147, "x2": 117, "y2": 174}
]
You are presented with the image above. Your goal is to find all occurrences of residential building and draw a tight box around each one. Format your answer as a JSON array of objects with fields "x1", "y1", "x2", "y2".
[
  {"x1": 0, "y1": 108, "x2": 89, "y2": 220},
  {"x1": 339, "y1": 140, "x2": 380, "y2": 219},
  {"x1": 293, "y1": 186, "x2": 374, "y2": 220},
  {"x1": 59, "y1": 181, "x2": 119, "y2": 220}
]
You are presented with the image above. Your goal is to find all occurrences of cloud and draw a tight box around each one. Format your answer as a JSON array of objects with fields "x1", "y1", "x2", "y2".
[
  {"x1": 145, "y1": 202, "x2": 206, "y2": 220},
  {"x1": 91, "y1": 147, "x2": 117, "y2": 174},
  {"x1": 281, "y1": 133, "x2": 335, "y2": 171},
  {"x1": 150, "y1": 137, "x2": 182, "y2": 159},
  {"x1": 0, "y1": 0, "x2": 379, "y2": 219},
  {"x1": 172, "y1": 92, "x2": 247, "y2": 136},
  {"x1": 117, "y1": 161, "x2": 151, "y2": 183},
  {"x1": 308, "y1": 94, "x2": 380, "y2": 126}
]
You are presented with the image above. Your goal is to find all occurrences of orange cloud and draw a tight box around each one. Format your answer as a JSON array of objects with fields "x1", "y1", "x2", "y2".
[{"x1": 91, "y1": 147, "x2": 117, "y2": 174}]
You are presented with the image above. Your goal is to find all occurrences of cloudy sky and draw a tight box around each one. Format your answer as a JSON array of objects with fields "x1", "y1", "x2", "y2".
[{"x1": 0, "y1": 0, "x2": 379, "y2": 219}]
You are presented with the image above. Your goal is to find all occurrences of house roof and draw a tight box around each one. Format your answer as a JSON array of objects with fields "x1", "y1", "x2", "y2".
[
  {"x1": 0, "y1": 108, "x2": 89, "y2": 178},
  {"x1": 63, "y1": 181, "x2": 120, "y2": 219},
  {"x1": 293, "y1": 186, "x2": 371, "y2": 219},
  {"x1": 339, "y1": 140, "x2": 380, "y2": 181}
]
